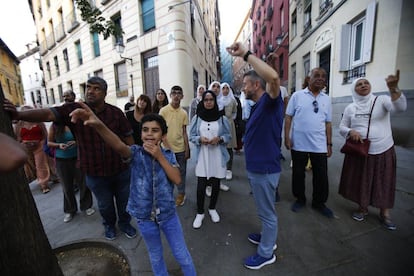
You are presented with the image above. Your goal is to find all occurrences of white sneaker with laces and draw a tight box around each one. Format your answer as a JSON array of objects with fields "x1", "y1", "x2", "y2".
[
  {"x1": 63, "y1": 213, "x2": 73, "y2": 223},
  {"x1": 193, "y1": 214, "x2": 205, "y2": 229},
  {"x1": 205, "y1": 186, "x2": 212, "y2": 197},
  {"x1": 226, "y1": 170, "x2": 233, "y2": 180},
  {"x1": 85, "y1": 208, "x2": 95, "y2": 216},
  {"x1": 208, "y1": 209, "x2": 220, "y2": 223},
  {"x1": 220, "y1": 183, "x2": 230, "y2": 191}
]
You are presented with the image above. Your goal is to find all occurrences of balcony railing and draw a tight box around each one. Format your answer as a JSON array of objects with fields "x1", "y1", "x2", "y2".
[
  {"x1": 65, "y1": 9, "x2": 79, "y2": 33},
  {"x1": 54, "y1": 22, "x2": 66, "y2": 42},
  {"x1": 39, "y1": 40, "x2": 48, "y2": 55},
  {"x1": 343, "y1": 64, "x2": 366, "y2": 84},
  {"x1": 46, "y1": 33, "x2": 56, "y2": 50}
]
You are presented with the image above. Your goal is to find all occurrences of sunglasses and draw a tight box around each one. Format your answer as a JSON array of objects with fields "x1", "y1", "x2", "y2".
[{"x1": 313, "y1": 100, "x2": 319, "y2": 113}]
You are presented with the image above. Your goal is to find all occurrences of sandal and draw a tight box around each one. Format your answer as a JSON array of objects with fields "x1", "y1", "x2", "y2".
[
  {"x1": 379, "y1": 214, "x2": 396, "y2": 230},
  {"x1": 42, "y1": 187, "x2": 51, "y2": 194}
]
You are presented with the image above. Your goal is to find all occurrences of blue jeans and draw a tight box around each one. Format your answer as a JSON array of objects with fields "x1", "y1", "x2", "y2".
[
  {"x1": 137, "y1": 213, "x2": 196, "y2": 276},
  {"x1": 86, "y1": 169, "x2": 131, "y2": 228},
  {"x1": 175, "y1": 151, "x2": 187, "y2": 195},
  {"x1": 247, "y1": 171, "x2": 280, "y2": 258}
]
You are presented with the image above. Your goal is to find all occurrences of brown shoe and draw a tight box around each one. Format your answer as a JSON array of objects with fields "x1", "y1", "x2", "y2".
[{"x1": 175, "y1": 194, "x2": 186, "y2": 206}]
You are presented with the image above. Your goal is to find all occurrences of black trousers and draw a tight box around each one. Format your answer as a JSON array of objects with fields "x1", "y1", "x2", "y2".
[
  {"x1": 196, "y1": 177, "x2": 220, "y2": 214},
  {"x1": 291, "y1": 150, "x2": 329, "y2": 208},
  {"x1": 55, "y1": 158, "x2": 93, "y2": 214}
]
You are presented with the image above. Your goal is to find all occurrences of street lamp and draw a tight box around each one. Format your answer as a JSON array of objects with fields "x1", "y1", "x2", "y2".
[
  {"x1": 168, "y1": 0, "x2": 191, "y2": 11},
  {"x1": 276, "y1": 34, "x2": 289, "y2": 49},
  {"x1": 115, "y1": 42, "x2": 133, "y2": 65}
]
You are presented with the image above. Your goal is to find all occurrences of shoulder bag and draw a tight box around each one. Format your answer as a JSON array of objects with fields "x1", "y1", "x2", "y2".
[{"x1": 340, "y1": 96, "x2": 378, "y2": 157}]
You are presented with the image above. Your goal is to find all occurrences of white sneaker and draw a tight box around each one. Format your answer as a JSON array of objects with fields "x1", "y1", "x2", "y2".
[
  {"x1": 226, "y1": 170, "x2": 233, "y2": 180},
  {"x1": 220, "y1": 183, "x2": 230, "y2": 191},
  {"x1": 193, "y1": 214, "x2": 205, "y2": 229},
  {"x1": 63, "y1": 213, "x2": 73, "y2": 223},
  {"x1": 208, "y1": 209, "x2": 220, "y2": 223},
  {"x1": 206, "y1": 186, "x2": 212, "y2": 197},
  {"x1": 85, "y1": 208, "x2": 95, "y2": 216}
]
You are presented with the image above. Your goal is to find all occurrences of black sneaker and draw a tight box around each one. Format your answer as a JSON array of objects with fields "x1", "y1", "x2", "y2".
[
  {"x1": 120, "y1": 224, "x2": 137, "y2": 239},
  {"x1": 104, "y1": 225, "x2": 117, "y2": 241}
]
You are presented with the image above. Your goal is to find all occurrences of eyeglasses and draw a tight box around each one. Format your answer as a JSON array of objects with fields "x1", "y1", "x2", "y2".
[
  {"x1": 170, "y1": 91, "x2": 183, "y2": 96},
  {"x1": 203, "y1": 98, "x2": 214, "y2": 102},
  {"x1": 313, "y1": 100, "x2": 319, "y2": 113}
]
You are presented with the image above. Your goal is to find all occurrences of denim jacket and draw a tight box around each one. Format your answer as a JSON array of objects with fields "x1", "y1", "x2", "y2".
[
  {"x1": 189, "y1": 115, "x2": 231, "y2": 167},
  {"x1": 126, "y1": 145, "x2": 177, "y2": 222}
]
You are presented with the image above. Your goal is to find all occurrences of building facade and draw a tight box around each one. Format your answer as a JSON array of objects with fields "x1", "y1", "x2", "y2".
[
  {"x1": 250, "y1": 0, "x2": 290, "y2": 87},
  {"x1": 18, "y1": 45, "x2": 48, "y2": 107},
  {"x1": 288, "y1": 0, "x2": 414, "y2": 98},
  {"x1": 0, "y1": 38, "x2": 24, "y2": 106},
  {"x1": 231, "y1": 9, "x2": 253, "y2": 93},
  {"x1": 29, "y1": 0, "x2": 221, "y2": 109}
]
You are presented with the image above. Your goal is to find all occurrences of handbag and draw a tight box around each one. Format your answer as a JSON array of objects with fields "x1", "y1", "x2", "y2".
[{"x1": 340, "y1": 96, "x2": 378, "y2": 157}]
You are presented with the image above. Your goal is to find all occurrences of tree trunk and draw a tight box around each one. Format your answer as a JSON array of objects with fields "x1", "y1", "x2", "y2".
[{"x1": 0, "y1": 83, "x2": 63, "y2": 275}]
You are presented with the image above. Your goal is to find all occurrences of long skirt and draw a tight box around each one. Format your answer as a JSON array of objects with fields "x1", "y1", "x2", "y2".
[{"x1": 339, "y1": 146, "x2": 396, "y2": 209}]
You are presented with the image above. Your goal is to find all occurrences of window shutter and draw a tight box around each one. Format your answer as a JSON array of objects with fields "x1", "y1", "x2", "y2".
[
  {"x1": 363, "y1": 0, "x2": 376, "y2": 63},
  {"x1": 339, "y1": 24, "x2": 351, "y2": 71}
]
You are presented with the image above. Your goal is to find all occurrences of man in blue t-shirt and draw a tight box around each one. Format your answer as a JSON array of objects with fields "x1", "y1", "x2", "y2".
[{"x1": 226, "y1": 42, "x2": 283, "y2": 270}]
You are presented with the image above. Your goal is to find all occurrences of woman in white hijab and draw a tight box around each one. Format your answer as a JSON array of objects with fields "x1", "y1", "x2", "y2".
[
  {"x1": 190, "y1": 85, "x2": 206, "y2": 120},
  {"x1": 219, "y1": 82, "x2": 238, "y2": 183},
  {"x1": 338, "y1": 71, "x2": 406, "y2": 230}
]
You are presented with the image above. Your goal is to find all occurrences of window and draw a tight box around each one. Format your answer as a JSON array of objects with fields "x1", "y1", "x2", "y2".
[
  {"x1": 50, "y1": 88, "x2": 56, "y2": 105},
  {"x1": 339, "y1": 1, "x2": 376, "y2": 81},
  {"x1": 279, "y1": 54, "x2": 284, "y2": 79},
  {"x1": 303, "y1": 0, "x2": 312, "y2": 33},
  {"x1": 54, "y1": 56, "x2": 60, "y2": 77},
  {"x1": 291, "y1": 63, "x2": 296, "y2": 94},
  {"x1": 58, "y1": 84, "x2": 63, "y2": 102},
  {"x1": 141, "y1": 0, "x2": 155, "y2": 33},
  {"x1": 319, "y1": 0, "x2": 332, "y2": 16},
  {"x1": 63, "y1": 48, "x2": 70, "y2": 71},
  {"x1": 280, "y1": 4, "x2": 284, "y2": 32},
  {"x1": 291, "y1": 10, "x2": 297, "y2": 38},
  {"x1": 94, "y1": 69, "x2": 103, "y2": 78},
  {"x1": 303, "y1": 53, "x2": 310, "y2": 78},
  {"x1": 115, "y1": 63, "x2": 128, "y2": 97},
  {"x1": 75, "y1": 40, "x2": 83, "y2": 65},
  {"x1": 46, "y1": 61, "x2": 51, "y2": 80},
  {"x1": 92, "y1": 32, "x2": 100, "y2": 57},
  {"x1": 112, "y1": 14, "x2": 123, "y2": 45}
]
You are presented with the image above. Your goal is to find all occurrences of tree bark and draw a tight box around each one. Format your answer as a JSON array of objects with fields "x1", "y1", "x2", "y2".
[{"x1": 0, "y1": 83, "x2": 63, "y2": 275}]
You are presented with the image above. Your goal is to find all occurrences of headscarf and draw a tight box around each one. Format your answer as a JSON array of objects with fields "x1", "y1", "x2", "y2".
[
  {"x1": 196, "y1": 85, "x2": 206, "y2": 100},
  {"x1": 196, "y1": 90, "x2": 221, "y2": 122},
  {"x1": 208, "y1": 81, "x2": 223, "y2": 110},
  {"x1": 351, "y1": 77, "x2": 375, "y2": 112},
  {"x1": 219, "y1": 82, "x2": 236, "y2": 107}
]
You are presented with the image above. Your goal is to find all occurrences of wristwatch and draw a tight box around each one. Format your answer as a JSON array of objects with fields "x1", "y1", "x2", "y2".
[{"x1": 243, "y1": 50, "x2": 252, "y2": 62}]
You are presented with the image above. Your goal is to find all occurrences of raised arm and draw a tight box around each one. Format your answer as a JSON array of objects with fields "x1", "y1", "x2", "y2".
[
  {"x1": 70, "y1": 102, "x2": 131, "y2": 159},
  {"x1": 226, "y1": 42, "x2": 280, "y2": 99},
  {"x1": 3, "y1": 99, "x2": 56, "y2": 122}
]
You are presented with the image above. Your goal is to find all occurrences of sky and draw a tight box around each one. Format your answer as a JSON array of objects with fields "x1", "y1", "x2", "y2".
[
  {"x1": 218, "y1": 0, "x2": 252, "y2": 43},
  {"x1": 0, "y1": 0, "x2": 37, "y2": 56},
  {"x1": 0, "y1": 0, "x2": 251, "y2": 56}
]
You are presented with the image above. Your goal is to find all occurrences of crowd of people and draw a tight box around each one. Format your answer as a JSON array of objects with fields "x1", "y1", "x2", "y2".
[{"x1": 1, "y1": 38, "x2": 407, "y2": 273}]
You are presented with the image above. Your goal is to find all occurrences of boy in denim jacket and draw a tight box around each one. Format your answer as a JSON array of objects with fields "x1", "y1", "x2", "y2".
[{"x1": 70, "y1": 103, "x2": 196, "y2": 276}]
